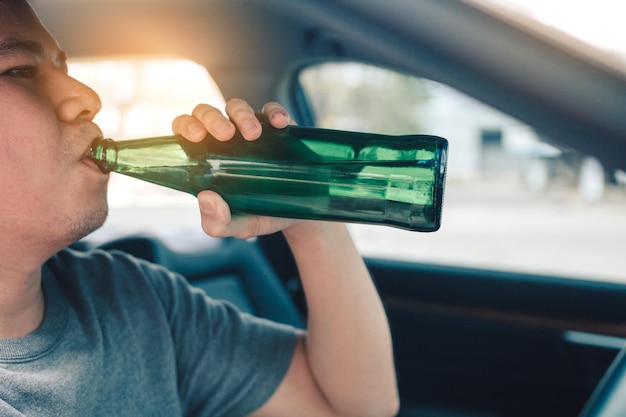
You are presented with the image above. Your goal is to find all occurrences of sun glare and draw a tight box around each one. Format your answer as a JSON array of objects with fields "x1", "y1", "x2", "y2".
[
  {"x1": 69, "y1": 58, "x2": 226, "y2": 209},
  {"x1": 69, "y1": 58, "x2": 226, "y2": 139}
]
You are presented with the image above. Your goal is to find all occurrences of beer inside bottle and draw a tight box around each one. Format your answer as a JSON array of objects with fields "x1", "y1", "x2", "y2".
[{"x1": 90, "y1": 124, "x2": 448, "y2": 232}]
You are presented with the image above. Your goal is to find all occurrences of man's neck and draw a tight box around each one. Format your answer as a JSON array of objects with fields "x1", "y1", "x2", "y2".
[{"x1": 0, "y1": 268, "x2": 45, "y2": 339}]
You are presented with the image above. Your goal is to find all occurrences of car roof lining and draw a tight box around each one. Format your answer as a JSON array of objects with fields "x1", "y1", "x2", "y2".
[{"x1": 35, "y1": 0, "x2": 626, "y2": 169}]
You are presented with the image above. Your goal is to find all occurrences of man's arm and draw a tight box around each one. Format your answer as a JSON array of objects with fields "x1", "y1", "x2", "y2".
[
  {"x1": 173, "y1": 99, "x2": 399, "y2": 417},
  {"x1": 251, "y1": 221, "x2": 399, "y2": 417}
]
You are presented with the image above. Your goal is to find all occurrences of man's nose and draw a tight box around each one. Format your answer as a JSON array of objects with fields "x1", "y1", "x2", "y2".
[{"x1": 54, "y1": 73, "x2": 102, "y2": 123}]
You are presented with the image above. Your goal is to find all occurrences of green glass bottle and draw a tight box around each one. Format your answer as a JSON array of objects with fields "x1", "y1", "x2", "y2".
[{"x1": 89, "y1": 124, "x2": 448, "y2": 231}]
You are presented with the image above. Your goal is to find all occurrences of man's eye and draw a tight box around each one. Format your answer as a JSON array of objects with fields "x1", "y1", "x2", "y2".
[{"x1": 3, "y1": 66, "x2": 38, "y2": 78}]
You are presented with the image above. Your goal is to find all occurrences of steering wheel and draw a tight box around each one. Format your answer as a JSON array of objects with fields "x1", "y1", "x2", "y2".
[{"x1": 578, "y1": 345, "x2": 626, "y2": 417}]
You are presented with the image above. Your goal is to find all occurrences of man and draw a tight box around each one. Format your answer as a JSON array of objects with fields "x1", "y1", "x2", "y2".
[{"x1": 0, "y1": 1, "x2": 399, "y2": 416}]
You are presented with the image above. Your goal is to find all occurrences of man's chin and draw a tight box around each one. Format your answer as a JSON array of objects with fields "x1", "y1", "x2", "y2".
[{"x1": 66, "y1": 205, "x2": 109, "y2": 248}]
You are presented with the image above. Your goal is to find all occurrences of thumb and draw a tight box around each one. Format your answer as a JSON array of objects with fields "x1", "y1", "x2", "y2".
[{"x1": 197, "y1": 190, "x2": 298, "y2": 239}]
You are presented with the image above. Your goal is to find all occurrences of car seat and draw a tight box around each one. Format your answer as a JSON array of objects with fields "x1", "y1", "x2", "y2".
[{"x1": 96, "y1": 234, "x2": 304, "y2": 329}]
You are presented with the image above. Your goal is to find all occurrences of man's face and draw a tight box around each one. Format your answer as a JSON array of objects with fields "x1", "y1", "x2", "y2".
[{"x1": 0, "y1": 1, "x2": 109, "y2": 259}]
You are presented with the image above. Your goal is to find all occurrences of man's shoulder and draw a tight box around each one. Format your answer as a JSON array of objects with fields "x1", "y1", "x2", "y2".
[
  {"x1": 46, "y1": 246, "x2": 167, "y2": 277},
  {"x1": 44, "y1": 246, "x2": 182, "y2": 307}
]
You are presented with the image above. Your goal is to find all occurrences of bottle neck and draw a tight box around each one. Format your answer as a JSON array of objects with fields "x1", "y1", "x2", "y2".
[
  {"x1": 89, "y1": 138, "x2": 118, "y2": 173},
  {"x1": 89, "y1": 135, "x2": 209, "y2": 175}
]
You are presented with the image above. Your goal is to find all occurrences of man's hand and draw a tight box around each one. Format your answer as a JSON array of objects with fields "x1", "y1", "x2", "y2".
[{"x1": 171, "y1": 99, "x2": 301, "y2": 239}]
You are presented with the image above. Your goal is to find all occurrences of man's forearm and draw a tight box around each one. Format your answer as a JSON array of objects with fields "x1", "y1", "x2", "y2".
[{"x1": 283, "y1": 222, "x2": 399, "y2": 417}]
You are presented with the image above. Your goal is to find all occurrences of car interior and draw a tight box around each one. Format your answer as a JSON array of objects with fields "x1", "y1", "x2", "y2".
[{"x1": 36, "y1": 1, "x2": 626, "y2": 416}]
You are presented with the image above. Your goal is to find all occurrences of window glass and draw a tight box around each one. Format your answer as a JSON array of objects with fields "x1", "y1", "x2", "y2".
[
  {"x1": 299, "y1": 62, "x2": 626, "y2": 283},
  {"x1": 69, "y1": 58, "x2": 225, "y2": 237}
]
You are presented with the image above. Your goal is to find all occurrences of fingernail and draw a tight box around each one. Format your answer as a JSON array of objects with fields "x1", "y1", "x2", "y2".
[
  {"x1": 241, "y1": 120, "x2": 260, "y2": 139},
  {"x1": 242, "y1": 119, "x2": 257, "y2": 132},
  {"x1": 214, "y1": 121, "x2": 231, "y2": 136},
  {"x1": 199, "y1": 198, "x2": 216, "y2": 215},
  {"x1": 188, "y1": 122, "x2": 204, "y2": 136},
  {"x1": 271, "y1": 110, "x2": 288, "y2": 121},
  {"x1": 270, "y1": 110, "x2": 289, "y2": 127}
]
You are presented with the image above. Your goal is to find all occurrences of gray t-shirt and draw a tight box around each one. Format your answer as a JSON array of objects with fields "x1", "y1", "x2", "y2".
[{"x1": 0, "y1": 248, "x2": 297, "y2": 417}]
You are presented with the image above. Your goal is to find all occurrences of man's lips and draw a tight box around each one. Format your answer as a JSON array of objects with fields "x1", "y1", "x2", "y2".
[
  {"x1": 80, "y1": 124, "x2": 104, "y2": 162},
  {"x1": 82, "y1": 156, "x2": 106, "y2": 174}
]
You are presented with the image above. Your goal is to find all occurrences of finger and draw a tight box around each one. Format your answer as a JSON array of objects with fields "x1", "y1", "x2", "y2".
[
  {"x1": 192, "y1": 103, "x2": 236, "y2": 141},
  {"x1": 225, "y1": 98, "x2": 262, "y2": 141},
  {"x1": 172, "y1": 114, "x2": 207, "y2": 143},
  {"x1": 197, "y1": 191, "x2": 260, "y2": 239},
  {"x1": 261, "y1": 101, "x2": 292, "y2": 128},
  {"x1": 222, "y1": 215, "x2": 298, "y2": 240},
  {"x1": 197, "y1": 190, "x2": 234, "y2": 237},
  {"x1": 197, "y1": 191, "x2": 262, "y2": 239},
  {"x1": 197, "y1": 190, "x2": 299, "y2": 239}
]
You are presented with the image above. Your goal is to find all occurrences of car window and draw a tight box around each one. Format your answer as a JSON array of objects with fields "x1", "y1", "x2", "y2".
[{"x1": 299, "y1": 62, "x2": 626, "y2": 283}]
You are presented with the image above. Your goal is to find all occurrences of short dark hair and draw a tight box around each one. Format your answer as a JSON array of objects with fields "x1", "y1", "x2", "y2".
[{"x1": 0, "y1": 0, "x2": 35, "y2": 23}]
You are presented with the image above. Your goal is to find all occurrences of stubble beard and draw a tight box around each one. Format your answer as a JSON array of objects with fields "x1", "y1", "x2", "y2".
[{"x1": 63, "y1": 189, "x2": 110, "y2": 246}]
